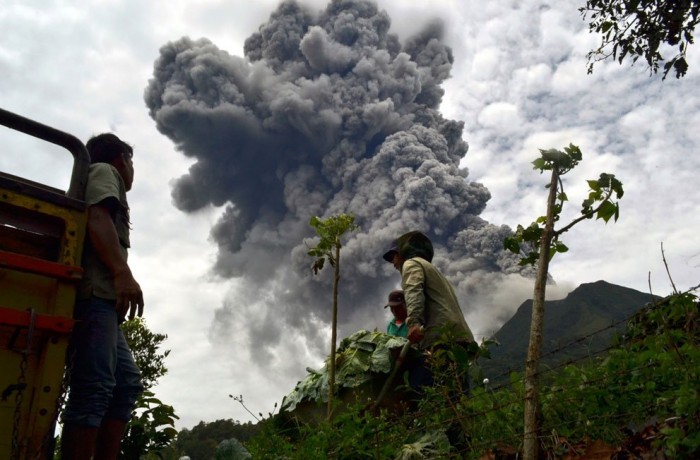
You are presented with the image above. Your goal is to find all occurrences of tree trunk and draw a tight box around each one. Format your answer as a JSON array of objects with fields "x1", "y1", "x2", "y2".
[
  {"x1": 327, "y1": 244, "x2": 341, "y2": 421},
  {"x1": 523, "y1": 168, "x2": 558, "y2": 460}
]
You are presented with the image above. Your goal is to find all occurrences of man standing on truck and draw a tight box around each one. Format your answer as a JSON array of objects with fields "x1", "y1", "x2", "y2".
[
  {"x1": 61, "y1": 133, "x2": 144, "y2": 460},
  {"x1": 382, "y1": 231, "x2": 474, "y2": 389}
]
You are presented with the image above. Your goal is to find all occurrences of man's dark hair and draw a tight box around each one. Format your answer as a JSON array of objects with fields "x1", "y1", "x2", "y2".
[{"x1": 86, "y1": 133, "x2": 133, "y2": 164}]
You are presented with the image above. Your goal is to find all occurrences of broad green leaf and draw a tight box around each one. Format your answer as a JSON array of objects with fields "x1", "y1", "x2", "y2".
[
  {"x1": 597, "y1": 201, "x2": 617, "y2": 222},
  {"x1": 564, "y1": 143, "x2": 582, "y2": 162},
  {"x1": 280, "y1": 330, "x2": 409, "y2": 412},
  {"x1": 504, "y1": 237, "x2": 520, "y2": 254},
  {"x1": 587, "y1": 180, "x2": 600, "y2": 191},
  {"x1": 532, "y1": 158, "x2": 546, "y2": 170}
]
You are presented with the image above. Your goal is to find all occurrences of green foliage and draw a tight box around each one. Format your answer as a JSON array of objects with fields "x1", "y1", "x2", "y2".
[
  {"x1": 119, "y1": 318, "x2": 178, "y2": 459},
  {"x1": 122, "y1": 317, "x2": 170, "y2": 391},
  {"x1": 503, "y1": 144, "x2": 623, "y2": 266},
  {"x1": 242, "y1": 290, "x2": 698, "y2": 459},
  {"x1": 531, "y1": 144, "x2": 581, "y2": 173},
  {"x1": 580, "y1": 0, "x2": 700, "y2": 79},
  {"x1": 215, "y1": 438, "x2": 252, "y2": 460},
  {"x1": 119, "y1": 391, "x2": 179, "y2": 459},
  {"x1": 581, "y1": 173, "x2": 624, "y2": 223},
  {"x1": 248, "y1": 335, "x2": 494, "y2": 459},
  {"x1": 166, "y1": 419, "x2": 259, "y2": 460},
  {"x1": 247, "y1": 404, "x2": 415, "y2": 459},
  {"x1": 543, "y1": 291, "x2": 699, "y2": 458},
  {"x1": 281, "y1": 330, "x2": 409, "y2": 412},
  {"x1": 462, "y1": 290, "x2": 700, "y2": 458},
  {"x1": 396, "y1": 430, "x2": 452, "y2": 459},
  {"x1": 307, "y1": 213, "x2": 358, "y2": 274}
]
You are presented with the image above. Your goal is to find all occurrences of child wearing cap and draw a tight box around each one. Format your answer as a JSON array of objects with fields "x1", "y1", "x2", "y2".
[{"x1": 385, "y1": 289, "x2": 408, "y2": 338}]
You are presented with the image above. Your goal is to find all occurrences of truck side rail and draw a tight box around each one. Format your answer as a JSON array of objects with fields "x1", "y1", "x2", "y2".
[{"x1": 0, "y1": 108, "x2": 89, "y2": 200}]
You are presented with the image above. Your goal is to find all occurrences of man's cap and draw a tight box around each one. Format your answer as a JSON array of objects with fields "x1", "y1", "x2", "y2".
[
  {"x1": 384, "y1": 289, "x2": 405, "y2": 308},
  {"x1": 382, "y1": 239, "x2": 400, "y2": 262}
]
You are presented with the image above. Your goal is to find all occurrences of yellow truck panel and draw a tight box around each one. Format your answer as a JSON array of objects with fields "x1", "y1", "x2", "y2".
[{"x1": 0, "y1": 108, "x2": 89, "y2": 459}]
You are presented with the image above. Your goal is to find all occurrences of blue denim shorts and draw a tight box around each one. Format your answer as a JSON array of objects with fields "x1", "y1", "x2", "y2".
[{"x1": 61, "y1": 297, "x2": 144, "y2": 427}]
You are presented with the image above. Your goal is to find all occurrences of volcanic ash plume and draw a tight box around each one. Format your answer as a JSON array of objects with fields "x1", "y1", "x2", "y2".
[{"x1": 144, "y1": 0, "x2": 528, "y2": 367}]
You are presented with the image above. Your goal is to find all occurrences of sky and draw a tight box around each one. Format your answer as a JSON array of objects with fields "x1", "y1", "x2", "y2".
[{"x1": 1, "y1": 0, "x2": 698, "y2": 430}]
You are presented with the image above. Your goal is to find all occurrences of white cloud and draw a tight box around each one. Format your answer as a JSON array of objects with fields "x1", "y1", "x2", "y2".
[
  {"x1": 477, "y1": 102, "x2": 522, "y2": 132},
  {"x1": 470, "y1": 47, "x2": 505, "y2": 81},
  {"x1": 511, "y1": 63, "x2": 553, "y2": 97}
]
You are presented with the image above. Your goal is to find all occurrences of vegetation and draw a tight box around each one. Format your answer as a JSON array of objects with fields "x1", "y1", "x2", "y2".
[
  {"x1": 504, "y1": 144, "x2": 623, "y2": 459},
  {"x1": 281, "y1": 330, "x2": 409, "y2": 413},
  {"x1": 238, "y1": 288, "x2": 698, "y2": 459},
  {"x1": 580, "y1": 0, "x2": 700, "y2": 79},
  {"x1": 162, "y1": 419, "x2": 259, "y2": 460},
  {"x1": 307, "y1": 213, "x2": 359, "y2": 420},
  {"x1": 119, "y1": 318, "x2": 179, "y2": 459},
  {"x1": 122, "y1": 317, "x2": 170, "y2": 390}
]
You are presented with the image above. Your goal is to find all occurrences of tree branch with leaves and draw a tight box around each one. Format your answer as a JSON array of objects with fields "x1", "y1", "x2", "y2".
[
  {"x1": 504, "y1": 144, "x2": 624, "y2": 460},
  {"x1": 580, "y1": 0, "x2": 700, "y2": 79}
]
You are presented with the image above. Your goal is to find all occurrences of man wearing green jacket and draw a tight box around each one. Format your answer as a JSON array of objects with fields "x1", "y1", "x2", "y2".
[
  {"x1": 383, "y1": 231, "x2": 473, "y2": 348},
  {"x1": 383, "y1": 231, "x2": 474, "y2": 389}
]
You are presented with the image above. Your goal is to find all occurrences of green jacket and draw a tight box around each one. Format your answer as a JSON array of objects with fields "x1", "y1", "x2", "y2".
[{"x1": 401, "y1": 257, "x2": 474, "y2": 349}]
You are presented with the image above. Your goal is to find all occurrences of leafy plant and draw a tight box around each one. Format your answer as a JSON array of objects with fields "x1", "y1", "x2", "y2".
[
  {"x1": 397, "y1": 430, "x2": 452, "y2": 460},
  {"x1": 281, "y1": 330, "x2": 408, "y2": 412},
  {"x1": 503, "y1": 144, "x2": 623, "y2": 460},
  {"x1": 307, "y1": 213, "x2": 358, "y2": 420},
  {"x1": 119, "y1": 318, "x2": 179, "y2": 459},
  {"x1": 119, "y1": 391, "x2": 179, "y2": 459},
  {"x1": 122, "y1": 317, "x2": 170, "y2": 391}
]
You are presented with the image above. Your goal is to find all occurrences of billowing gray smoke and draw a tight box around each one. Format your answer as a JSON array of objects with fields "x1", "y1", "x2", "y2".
[{"x1": 145, "y1": 0, "x2": 528, "y2": 367}]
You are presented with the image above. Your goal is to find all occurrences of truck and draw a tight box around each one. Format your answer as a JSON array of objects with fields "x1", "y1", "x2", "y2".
[{"x1": 0, "y1": 108, "x2": 89, "y2": 459}]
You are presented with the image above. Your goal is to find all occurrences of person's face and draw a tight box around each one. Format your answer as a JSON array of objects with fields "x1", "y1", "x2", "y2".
[
  {"x1": 391, "y1": 252, "x2": 405, "y2": 271},
  {"x1": 390, "y1": 303, "x2": 407, "y2": 321},
  {"x1": 114, "y1": 151, "x2": 135, "y2": 191}
]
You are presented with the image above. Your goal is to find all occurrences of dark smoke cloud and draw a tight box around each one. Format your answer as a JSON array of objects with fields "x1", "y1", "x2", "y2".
[{"x1": 145, "y1": 0, "x2": 528, "y2": 365}]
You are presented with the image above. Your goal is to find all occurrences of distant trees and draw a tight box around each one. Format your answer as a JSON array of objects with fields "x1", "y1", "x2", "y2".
[
  {"x1": 580, "y1": 0, "x2": 700, "y2": 79},
  {"x1": 168, "y1": 419, "x2": 258, "y2": 460}
]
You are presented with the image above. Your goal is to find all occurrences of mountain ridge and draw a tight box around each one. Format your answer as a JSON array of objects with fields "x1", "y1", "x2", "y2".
[{"x1": 480, "y1": 280, "x2": 660, "y2": 381}]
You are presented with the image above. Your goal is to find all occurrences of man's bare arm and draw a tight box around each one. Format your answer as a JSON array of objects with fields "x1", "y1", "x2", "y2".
[{"x1": 87, "y1": 203, "x2": 144, "y2": 320}]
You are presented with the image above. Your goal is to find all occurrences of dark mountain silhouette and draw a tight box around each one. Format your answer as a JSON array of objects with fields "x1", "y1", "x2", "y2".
[{"x1": 480, "y1": 280, "x2": 660, "y2": 382}]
